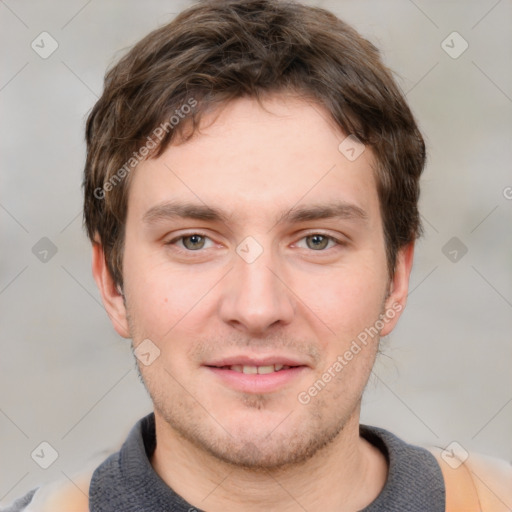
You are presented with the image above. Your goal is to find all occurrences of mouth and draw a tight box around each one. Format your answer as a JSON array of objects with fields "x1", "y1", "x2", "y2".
[
  {"x1": 203, "y1": 356, "x2": 309, "y2": 394},
  {"x1": 211, "y1": 363, "x2": 294, "y2": 374}
]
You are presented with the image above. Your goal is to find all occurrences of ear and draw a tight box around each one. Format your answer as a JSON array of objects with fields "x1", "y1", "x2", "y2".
[
  {"x1": 380, "y1": 242, "x2": 415, "y2": 337},
  {"x1": 91, "y1": 240, "x2": 130, "y2": 338}
]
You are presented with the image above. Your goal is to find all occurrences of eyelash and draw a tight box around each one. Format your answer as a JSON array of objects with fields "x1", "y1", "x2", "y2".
[
  {"x1": 294, "y1": 233, "x2": 343, "y2": 251},
  {"x1": 166, "y1": 232, "x2": 214, "y2": 251},
  {"x1": 165, "y1": 232, "x2": 345, "y2": 253}
]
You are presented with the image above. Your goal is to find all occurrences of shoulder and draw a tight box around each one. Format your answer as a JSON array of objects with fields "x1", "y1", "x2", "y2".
[
  {"x1": 11, "y1": 449, "x2": 114, "y2": 512},
  {"x1": 34, "y1": 416, "x2": 149, "y2": 511},
  {"x1": 429, "y1": 446, "x2": 512, "y2": 512},
  {"x1": 20, "y1": 471, "x2": 92, "y2": 512}
]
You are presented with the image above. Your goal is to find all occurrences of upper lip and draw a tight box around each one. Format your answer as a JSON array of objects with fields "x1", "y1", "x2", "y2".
[{"x1": 204, "y1": 355, "x2": 309, "y2": 368}]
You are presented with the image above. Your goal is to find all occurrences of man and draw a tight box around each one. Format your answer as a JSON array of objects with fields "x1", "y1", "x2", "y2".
[{"x1": 6, "y1": 0, "x2": 511, "y2": 510}]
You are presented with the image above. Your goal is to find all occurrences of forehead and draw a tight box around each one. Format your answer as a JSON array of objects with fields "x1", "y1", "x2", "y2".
[{"x1": 128, "y1": 94, "x2": 380, "y2": 224}]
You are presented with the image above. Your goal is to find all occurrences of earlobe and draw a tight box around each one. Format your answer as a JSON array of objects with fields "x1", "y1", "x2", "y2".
[
  {"x1": 380, "y1": 242, "x2": 415, "y2": 337},
  {"x1": 91, "y1": 241, "x2": 131, "y2": 338}
]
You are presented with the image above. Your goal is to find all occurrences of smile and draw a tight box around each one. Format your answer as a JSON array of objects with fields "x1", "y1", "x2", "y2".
[
  {"x1": 204, "y1": 364, "x2": 307, "y2": 394},
  {"x1": 220, "y1": 364, "x2": 291, "y2": 374}
]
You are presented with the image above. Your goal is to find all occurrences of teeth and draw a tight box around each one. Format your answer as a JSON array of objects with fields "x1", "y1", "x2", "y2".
[
  {"x1": 228, "y1": 364, "x2": 290, "y2": 374},
  {"x1": 257, "y1": 365, "x2": 275, "y2": 374}
]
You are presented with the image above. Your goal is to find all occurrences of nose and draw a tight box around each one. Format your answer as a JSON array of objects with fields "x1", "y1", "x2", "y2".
[{"x1": 218, "y1": 244, "x2": 295, "y2": 335}]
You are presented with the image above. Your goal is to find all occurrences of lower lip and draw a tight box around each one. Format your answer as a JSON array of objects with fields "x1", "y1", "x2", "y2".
[{"x1": 204, "y1": 366, "x2": 307, "y2": 394}]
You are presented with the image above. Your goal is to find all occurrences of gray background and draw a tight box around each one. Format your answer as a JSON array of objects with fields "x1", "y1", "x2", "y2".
[{"x1": 1, "y1": 0, "x2": 511, "y2": 505}]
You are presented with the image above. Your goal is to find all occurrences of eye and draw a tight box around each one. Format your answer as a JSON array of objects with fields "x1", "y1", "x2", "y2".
[
  {"x1": 297, "y1": 234, "x2": 339, "y2": 251},
  {"x1": 168, "y1": 233, "x2": 214, "y2": 251}
]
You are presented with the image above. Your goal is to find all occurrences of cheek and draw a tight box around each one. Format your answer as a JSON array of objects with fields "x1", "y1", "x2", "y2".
[
  {"x1": 123, "y1": 247, "x2": 221, "y2": 342},
  {"x1": 122, "y1": 244, "x2": 180, "y2": 335},
  {"x1": 293, "y1": 259, "x2": 388, "y2": 345},
  {"x1": 299, "y1": 266, "x2": 386, "y2": 403}
]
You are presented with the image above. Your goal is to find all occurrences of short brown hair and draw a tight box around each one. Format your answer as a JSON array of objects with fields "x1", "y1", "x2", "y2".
[{"x1": 83, "y1": 0, "x2": 425, "y2": 288}]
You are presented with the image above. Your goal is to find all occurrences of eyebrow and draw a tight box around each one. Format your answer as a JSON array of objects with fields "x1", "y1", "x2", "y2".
[
  {"x1": 143, "y1": 201, "x2": 230, "y2": 224},
  {"x1": 277, "y1": 202, "x2": 368, "y2": 224},
  {"x1": 142, "y1": 200, "x2": 368, "y2": 226}
]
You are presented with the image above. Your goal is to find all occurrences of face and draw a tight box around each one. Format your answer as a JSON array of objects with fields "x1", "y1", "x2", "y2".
[{"x1": 95, "y1": 94, "x2": 412, "y2": 469}]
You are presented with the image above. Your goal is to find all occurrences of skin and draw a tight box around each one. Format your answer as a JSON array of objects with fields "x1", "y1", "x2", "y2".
[{"x1": 93, "y1": 94, "x2": 414, "y2": 512}]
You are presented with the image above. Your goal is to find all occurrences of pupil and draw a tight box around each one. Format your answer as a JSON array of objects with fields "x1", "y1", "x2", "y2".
[
  {"x1": 184, "y1": 235, "x2": 205, "y2": 250},
  {"x1": 307, "y1": 235, "x2": 328, "y2": 250}
]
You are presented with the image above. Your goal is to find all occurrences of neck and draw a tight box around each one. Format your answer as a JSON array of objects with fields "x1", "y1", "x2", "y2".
[{"x1": 150, "y1": 408, "x2": 388, "y2": 512}]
